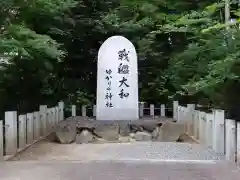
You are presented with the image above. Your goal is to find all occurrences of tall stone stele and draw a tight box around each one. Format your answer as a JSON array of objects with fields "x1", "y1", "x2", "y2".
[{"x1": 96, "y1": 36, "x2": 139, "y2": 120}]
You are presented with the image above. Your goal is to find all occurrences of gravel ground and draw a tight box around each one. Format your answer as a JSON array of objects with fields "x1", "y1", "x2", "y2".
[
  {"x1": 6, "y1": 138, "x2": 239, "y2": 180},
  {"x1": 95, "y1": 142, "x2": 225, "y2": 161},
  {"x1": 11, "y1": 139, "x2": 225, "y2": 161}
]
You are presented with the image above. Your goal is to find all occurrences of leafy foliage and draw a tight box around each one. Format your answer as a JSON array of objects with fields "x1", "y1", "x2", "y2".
[{"x1": 0, "y1": 0, "x2": 240, "y2": 118}]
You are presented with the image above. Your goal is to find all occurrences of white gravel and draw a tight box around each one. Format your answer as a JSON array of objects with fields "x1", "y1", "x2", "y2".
[
  {"x1": 97, "y1": 142, "x2": 225, "y2": 161},
  {"x1": 12, "y1": 141, "x2": 225, "y2": 161}
]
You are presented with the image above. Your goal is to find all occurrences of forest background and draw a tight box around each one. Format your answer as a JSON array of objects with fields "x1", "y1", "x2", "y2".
[{"x1": 0, "y1": 0, "x2": 239, "y2": 119}]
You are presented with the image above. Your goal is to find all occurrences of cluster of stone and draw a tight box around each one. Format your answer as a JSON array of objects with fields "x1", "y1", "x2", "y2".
[{"x1": 53, "y1": 116, "x2": 185, "y2": 144}]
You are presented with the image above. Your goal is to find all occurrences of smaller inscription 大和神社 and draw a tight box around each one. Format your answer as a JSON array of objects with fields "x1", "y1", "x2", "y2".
[{"x1": 105, "y1": 69, "x2": 113, "y2": 108}]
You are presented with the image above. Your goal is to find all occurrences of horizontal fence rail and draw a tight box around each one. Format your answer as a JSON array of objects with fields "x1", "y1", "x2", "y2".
[{"x1": 70, "y1": 103, "x2": 173, "y2": 118}]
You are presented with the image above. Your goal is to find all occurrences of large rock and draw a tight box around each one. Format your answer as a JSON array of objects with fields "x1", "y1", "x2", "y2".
[
  {"x1": 55, "y1": 120, "x2": 76, "y2": 144},
  {"x1": 129, "y1": 132, "x2": 135, "y2": 138},
  {"x1": 130, "y1": 120, "x2": 162, "y2": 133},
  {"x1": 75, "y1": 116, "x2": 96, "y2": 129},
  {"x1": 134, "y1": 131, "x2": 152, "y2": 141},
  {"x1": 94, "y1": 121, "x2": 119, "y2": 141},
  {"x1": 76, "y1": 130, "x2": 94, "y2": 144},
  {"x1": 152, "y1": 126, "x2": 160, "y2": 139},
  {"x1": 74, "y1": 117, "x2": 98, "y2": 136},
  {"x1": 118, "y1": 135, "x2": 136, "y2": 142},
  {"x1": 75, "y1": 118, "x2": 129, "y2": 139},
  {"x1": 116, "y1": 120, "x2": 131, "y2": 136},
  {"x1": 155, "y1": 121, "x2": 185, "y2": 142}
]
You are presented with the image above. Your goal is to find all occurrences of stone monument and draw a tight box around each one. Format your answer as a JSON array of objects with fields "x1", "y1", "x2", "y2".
[{"x1": 96, "y1": 36, "x2": 139, "y2": 120}]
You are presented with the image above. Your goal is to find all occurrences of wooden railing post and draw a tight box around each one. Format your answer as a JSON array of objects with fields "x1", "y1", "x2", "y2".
[
  {"x1": 26, "y1": 113, "x2": 34, "y2": 145},
  {"x1": 33, "y1": 112, "x2": 40, "y2": 141},
  {"x1": 18, "y1": 115, "x2": 26, "y2": 150},
  {"x1": 237, "y1": 122, "x2": 240, "y2": 166},
  {"x1": 206, "y1": 113, "x2": 214, "y2": 148},
  {"x1": 173, "y1": 101, "x2": 179, "y2": 121},
  {"x1": 150, "y1": 104, "x2": 154, "y2": 117},
  {"x1": 178, "y1": 106, "x2": 184, "y2": 122},
  {"x1": 177, "y1": 106, "x2": 181, "y2": 122},
  {"x1": 199, "y1": 112, "x2": 207, "y2": 144},
  {"x1": 51, "y1": 108, "x2": 56, "y2": 129},
  {"x1": 179, "y1": 106, "x2": 183, "y2": 122},
  {"x1": 82, "y1": 105, "x2": 86, "y2": 117},
  {"x1": 40, "y1": 105, "x2": 47, "y2": 136},
  {"x1": 225, "y1": 119, "x2": 236, "y2": 162},
  {"x1": 0, "y1": 121, "x2": 3, "y2": 160},
  {"x1": 72, "y1": 105, "x2": 76, "y2": 116},
  {"x1": 139, "y1": 102, "x2": 144, "y2": 117},
  {"x1": 186, "y1": 104, "x2": 195, "y2": 136},
  {"x1": 93, "y1": 105, "x2": 96, "y2": 117},
  {"x1": 58, "y1": 101, "x2": 64, "y2": 121},
  {"x1": 55, "y1": 106, "x2": 59, "y2": 124},
  {"x1": 193, "y1": 110, "x2": 200, "y2": 140},
  {"x1": 213, "y1": 109, "x2": 225, "y2": 154},
  {"x1": 160, "y1": 104, "x2": 165, "y2": 117},
  {"x1": 5, "y1": 111, "x2": 17, "y2": 155},
  {"x1": 47, "y1": 108, "x2": 51, "y2": 133}
]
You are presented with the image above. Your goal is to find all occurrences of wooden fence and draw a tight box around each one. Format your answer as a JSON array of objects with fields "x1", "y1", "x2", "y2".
[
  {"x1": 70, "y1": 103, "x2": 170, "y2": 117},
  {"x1": 0, "y1": 102, "x2": 64, "y2": 160},
  {"x1": 1, "y1": 99, "x2": 240, "y2": 165},
  {"x1": 173, "y1": 101, "x2": 240, "y2": 166}
]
